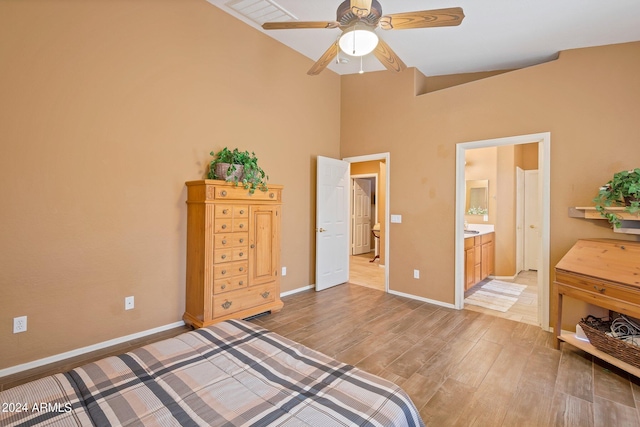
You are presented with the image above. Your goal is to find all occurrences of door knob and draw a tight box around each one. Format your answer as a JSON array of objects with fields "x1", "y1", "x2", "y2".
[{"x1": 316, "y1": 228, "x2": 326, "y2": 232}]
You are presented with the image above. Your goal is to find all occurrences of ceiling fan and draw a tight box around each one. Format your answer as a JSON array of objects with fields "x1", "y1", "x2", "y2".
[{"x1": 262, "y1": 0, "x2": 465, "y2": 75}]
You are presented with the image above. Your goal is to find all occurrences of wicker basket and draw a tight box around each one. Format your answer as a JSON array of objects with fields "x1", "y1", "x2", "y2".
[{"x1": 579, "y1": 320, "x2": 640, "y2": 369}]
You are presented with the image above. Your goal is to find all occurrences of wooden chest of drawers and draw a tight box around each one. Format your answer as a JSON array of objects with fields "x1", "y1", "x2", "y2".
[{"x1": 183, "y1": 180, "x2": 283, "y2": 328}]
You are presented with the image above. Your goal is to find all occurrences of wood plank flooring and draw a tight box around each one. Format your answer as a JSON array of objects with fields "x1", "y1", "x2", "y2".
[
  {"x1": 252, "y1": 284, "x2": 640, "y2": 426},
  {"x1": 3, "y1": 283, "x2": 640, "y2": 426}
]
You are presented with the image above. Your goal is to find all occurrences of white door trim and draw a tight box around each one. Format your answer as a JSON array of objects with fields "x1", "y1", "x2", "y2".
[
  {"x1": 455, "y1": 133, "x2": 551, "y2": 331},
  {"x1": 343, "y1": 153, "x2": 390, "y2": 293}
]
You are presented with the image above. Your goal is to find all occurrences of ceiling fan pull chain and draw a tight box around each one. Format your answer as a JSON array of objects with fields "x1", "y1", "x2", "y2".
[
  {"x1": 352, "y1": 29, "x2": 357, "y2": 55},
  {"x1": 359, "y1": 56, "x2": 364, "y2": 74}
]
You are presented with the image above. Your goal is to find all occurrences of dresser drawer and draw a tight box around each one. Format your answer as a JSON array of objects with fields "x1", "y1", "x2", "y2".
[
  {"x1": 556, "y1": 270, "x2": 640, "y2": 306},
  {"x1": 215, "y1": 205, "x2": 233, "y2": 218},
  {"x1": 213, "y1": 275, "x2": 247, "y2": 294},
  {"x1": 214, "y1": 204, "x2": 249, "y2": 218},
  {"x1": 212, "y1": 283, "x2": 276, "y2": 317},
  {"x1": 233, "y1": 205, "x2": 248, "y2": 217},
  {"x1": 214, "y1": 233, "x2": 248, "y2": 249},
  {"x1": 214, "y1": 186, "x2": 282, "y2": 202},
  {"x1": 214, "y1": 247, "x2": 249, "y2": 263},
  {"x1": 214, "y1": 219, "x2": 248, "y2": 233},
  {"x1": 213, "y1": 261, "x2": 248, "y2": 278}
]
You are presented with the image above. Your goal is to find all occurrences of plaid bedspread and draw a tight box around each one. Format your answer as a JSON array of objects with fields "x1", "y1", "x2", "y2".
[{"x1": 1, "y1": 320, "x2": 424, "y2": 427}]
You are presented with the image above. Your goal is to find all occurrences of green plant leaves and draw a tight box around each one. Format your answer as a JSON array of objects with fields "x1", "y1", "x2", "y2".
[
  {"x1": 593, "y1": 168, "x2": 640, "y2": 228},
  {"x1": 207, "y1": 147, "x2": 269, "y2": 194}
]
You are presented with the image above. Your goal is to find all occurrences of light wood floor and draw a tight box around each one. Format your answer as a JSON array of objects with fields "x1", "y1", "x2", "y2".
[
  {"x1": 349, "y1": 251, "x2": 385, "y2": 291},
  {"x1": 3, "y1": 284, "x2": 640, "y2": 426},
  {"x1": 464, "y1": 270, "x2": 538, "y2": 325}
]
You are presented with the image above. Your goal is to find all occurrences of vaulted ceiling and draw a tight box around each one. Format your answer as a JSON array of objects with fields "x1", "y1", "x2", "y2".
[{"x1": 207, "y1": 0, "x2": 640, "y2": 76}]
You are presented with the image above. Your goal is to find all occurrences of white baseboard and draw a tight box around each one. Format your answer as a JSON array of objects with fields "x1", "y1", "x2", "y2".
[
  {"x1": 388, "y1": 290, "x2": 456, "y2": 309},
  {"x1": 280, "y1": 285, "x2": 314, "y2": 297},
  {"x1": 0, "y1": 320, "x2": 185, "y2": 379}
]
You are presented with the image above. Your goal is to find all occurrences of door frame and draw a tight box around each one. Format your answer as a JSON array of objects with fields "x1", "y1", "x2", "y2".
[
  {"x1": 343, "y1": 153, "x2": 390, "y2": 293},
  {"x1": 351, "y1": 174, "x2": 378, "y2": 256},
  {"x1": 455, "y1": 133, "x2": 551, "y2": 331},
  {"x1": 516, "y1": 166, "x2": 524, "y2": 274}
]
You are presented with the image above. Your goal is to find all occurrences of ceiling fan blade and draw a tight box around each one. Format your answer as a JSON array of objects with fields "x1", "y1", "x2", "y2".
[
  {"x1": 379, "y1": 7, "x2": 465, "y2": 30},
  {"x1": 373, "y1": 38, "x2": 406, "y2": 73},
  {"x1": 262, "y1": 21, "x2": 340, "y2": 30},
  {"x1": 307, "y1": 41, "x2": 339, "y2": 76},
  {"x1": 350, "y1": 0, "x2": 373, "y2": 17}
]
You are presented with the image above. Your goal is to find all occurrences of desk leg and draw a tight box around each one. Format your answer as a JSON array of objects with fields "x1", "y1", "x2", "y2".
[{"x1": 556, "y1": 293, "x2": 563, "y2": 350}]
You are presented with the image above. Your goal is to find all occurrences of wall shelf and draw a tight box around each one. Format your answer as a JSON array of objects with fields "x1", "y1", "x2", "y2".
[{"x1": 569, "y1": 207, "x2": 640, "y2": 235}]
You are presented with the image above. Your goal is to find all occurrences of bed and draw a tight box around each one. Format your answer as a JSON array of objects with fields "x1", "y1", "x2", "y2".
[{"x1": 0, "y1": 320, "x2": 425, "y2": 426}]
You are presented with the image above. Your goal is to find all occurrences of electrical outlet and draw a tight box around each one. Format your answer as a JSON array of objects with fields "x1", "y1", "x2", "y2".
[
  {"x1": 413, "y1": 269, "x2": 420, "y2": 279},
  {"x1": 125, "y1": 296, "x2": 134, "y2": 310},
  {"x1": 282, "y1": 266, "x2": 287, "y2": 276},
  {"x1": 13, "y1": 316, "x2": 27, "y2": 333}
]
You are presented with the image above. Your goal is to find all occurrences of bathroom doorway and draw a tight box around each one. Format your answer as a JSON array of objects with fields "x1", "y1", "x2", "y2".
[{"x1": 455, "y1": 133, "x2": 550, "y2": 331}]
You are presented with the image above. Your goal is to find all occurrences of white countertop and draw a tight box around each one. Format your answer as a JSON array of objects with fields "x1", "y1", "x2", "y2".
[{"x1": 464, "y1": 224, "x2": 495, "y2": 237}]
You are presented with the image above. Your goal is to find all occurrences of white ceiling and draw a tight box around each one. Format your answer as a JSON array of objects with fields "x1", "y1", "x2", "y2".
[{"x1": 206, "y1": 0, "x2": 640, "y2": 76}]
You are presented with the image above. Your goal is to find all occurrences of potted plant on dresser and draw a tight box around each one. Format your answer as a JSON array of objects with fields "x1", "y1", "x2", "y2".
[
  {"x1": 593, "y1": 168, "x2": 640, "y2": 228},
  {"x1": 208, "y1": 147, "x2": 269, "y2": 194}
]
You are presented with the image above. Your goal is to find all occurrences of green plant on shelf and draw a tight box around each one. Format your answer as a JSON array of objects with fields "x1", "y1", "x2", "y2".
[{"x1": 593, "y1": 168, "x2": 640, "y2": 228}]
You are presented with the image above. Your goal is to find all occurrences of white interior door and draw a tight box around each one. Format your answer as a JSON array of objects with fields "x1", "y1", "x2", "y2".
[
  {"x1": 516, "y1": 167, "x2": 524, "y2": 274},
  {"x1": 352, "y1": 178, "x2": 371, "y2": 255},
  {"x1": 524, "y1": 170, "x2": 540, "y2": 271},
  {"x1": 316, "y1": 156, "x2": 350, "y2": 291}
]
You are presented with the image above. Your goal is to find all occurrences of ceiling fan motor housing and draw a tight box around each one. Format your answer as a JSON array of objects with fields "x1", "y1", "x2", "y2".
[{"x1": 337, "y1": 0, "x2": 382, "y2": 27}]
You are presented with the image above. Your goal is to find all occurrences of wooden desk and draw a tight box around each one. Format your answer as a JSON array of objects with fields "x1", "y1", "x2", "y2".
[{"x1": 555, "y1": 239, "x2": 640, "y2": 376}]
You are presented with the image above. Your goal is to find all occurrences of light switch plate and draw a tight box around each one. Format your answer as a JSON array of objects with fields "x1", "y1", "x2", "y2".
[
  {"x1": 391, "y1": 214, "x2": 402, "y2": 223},
  {"x1": 125, "y1": 296, "x2": 134, "y2": 310}
]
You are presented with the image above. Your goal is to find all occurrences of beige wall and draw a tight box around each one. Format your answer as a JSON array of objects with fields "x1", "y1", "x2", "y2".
[
  {"x1": 341, "y1": 42, "x2": 640, "y2": 326},
  {"x1": 0, "y1": 0, "x2": 340, "y2": 369}
]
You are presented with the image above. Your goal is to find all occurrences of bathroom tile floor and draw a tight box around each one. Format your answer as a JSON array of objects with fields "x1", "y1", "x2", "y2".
[{"x1": 464, "y1": 270, "x2": 538, "y2": 325}]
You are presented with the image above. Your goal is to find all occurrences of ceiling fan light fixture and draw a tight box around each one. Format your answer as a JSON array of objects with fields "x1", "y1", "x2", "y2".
[{"x1": 338, "y1": 25, "x2": 378, "y2": 57}]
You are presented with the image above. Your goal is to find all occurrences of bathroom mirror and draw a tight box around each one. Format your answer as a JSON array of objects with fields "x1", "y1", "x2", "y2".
[{"x1": 466, "y1": 180, "x2": 489, "y2": 215}]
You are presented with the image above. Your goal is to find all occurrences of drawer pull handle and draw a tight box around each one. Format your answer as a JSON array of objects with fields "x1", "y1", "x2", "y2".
[
  {"x1": 223, "y1": 209, "x2": 228, "y2": 214},
  {"x1": 239, "y1": 267, "x2": 244, "y2": 272},
  {"x1": 221, "y1": 301, "x2": 232, "y2": 310},
  {"x1": 269, "y1": 193, "x2": 275, "y2": 199},
  {"x1": 261, "y1": 291, "x2": 270, "y2": 299},
  {"x1": 239, "y1": 252, "x2": 244, "y2": 257},
  {"x1": 222, "y1": 224, "x2": 227, "y2": 229},
  {"x1": 250, "y1": 244, "x2": 255, "y2": 249},
  {"x1": 222, "y1": 239, "x2": 227, "y2": 245},
  {"x1": 221, "y1": 284, "x2": 226, "y2": 290},
  {"x1": 239, "y1": 239, "x2": 244, "y2": 243},
  {"x1": 239, "y1": 224, "x2": 244, "y2": 229},
  {"x1": 221, "y1": 254, "x2": 227, "y2": 259},
  {"x1": 221, "y1": 270, "x2": 227, "y2": 275},
  {"x1": 239, "y1": 281, "x2": 244, "y2": 286},
  {"x1": 593, "y1": 285, "x2": 606, "y2": 293},
  {"x1": 221, "y1": 191, "x2": 227, "y2": 197},
  {"x1": 240, "y1": 210, "x2": 245, "y2": 214}
]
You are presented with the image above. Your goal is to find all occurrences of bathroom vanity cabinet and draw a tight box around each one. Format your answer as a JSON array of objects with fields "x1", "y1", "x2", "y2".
[{"x1": 464, "y1": 232, "x2": 495, "y2": 290}]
